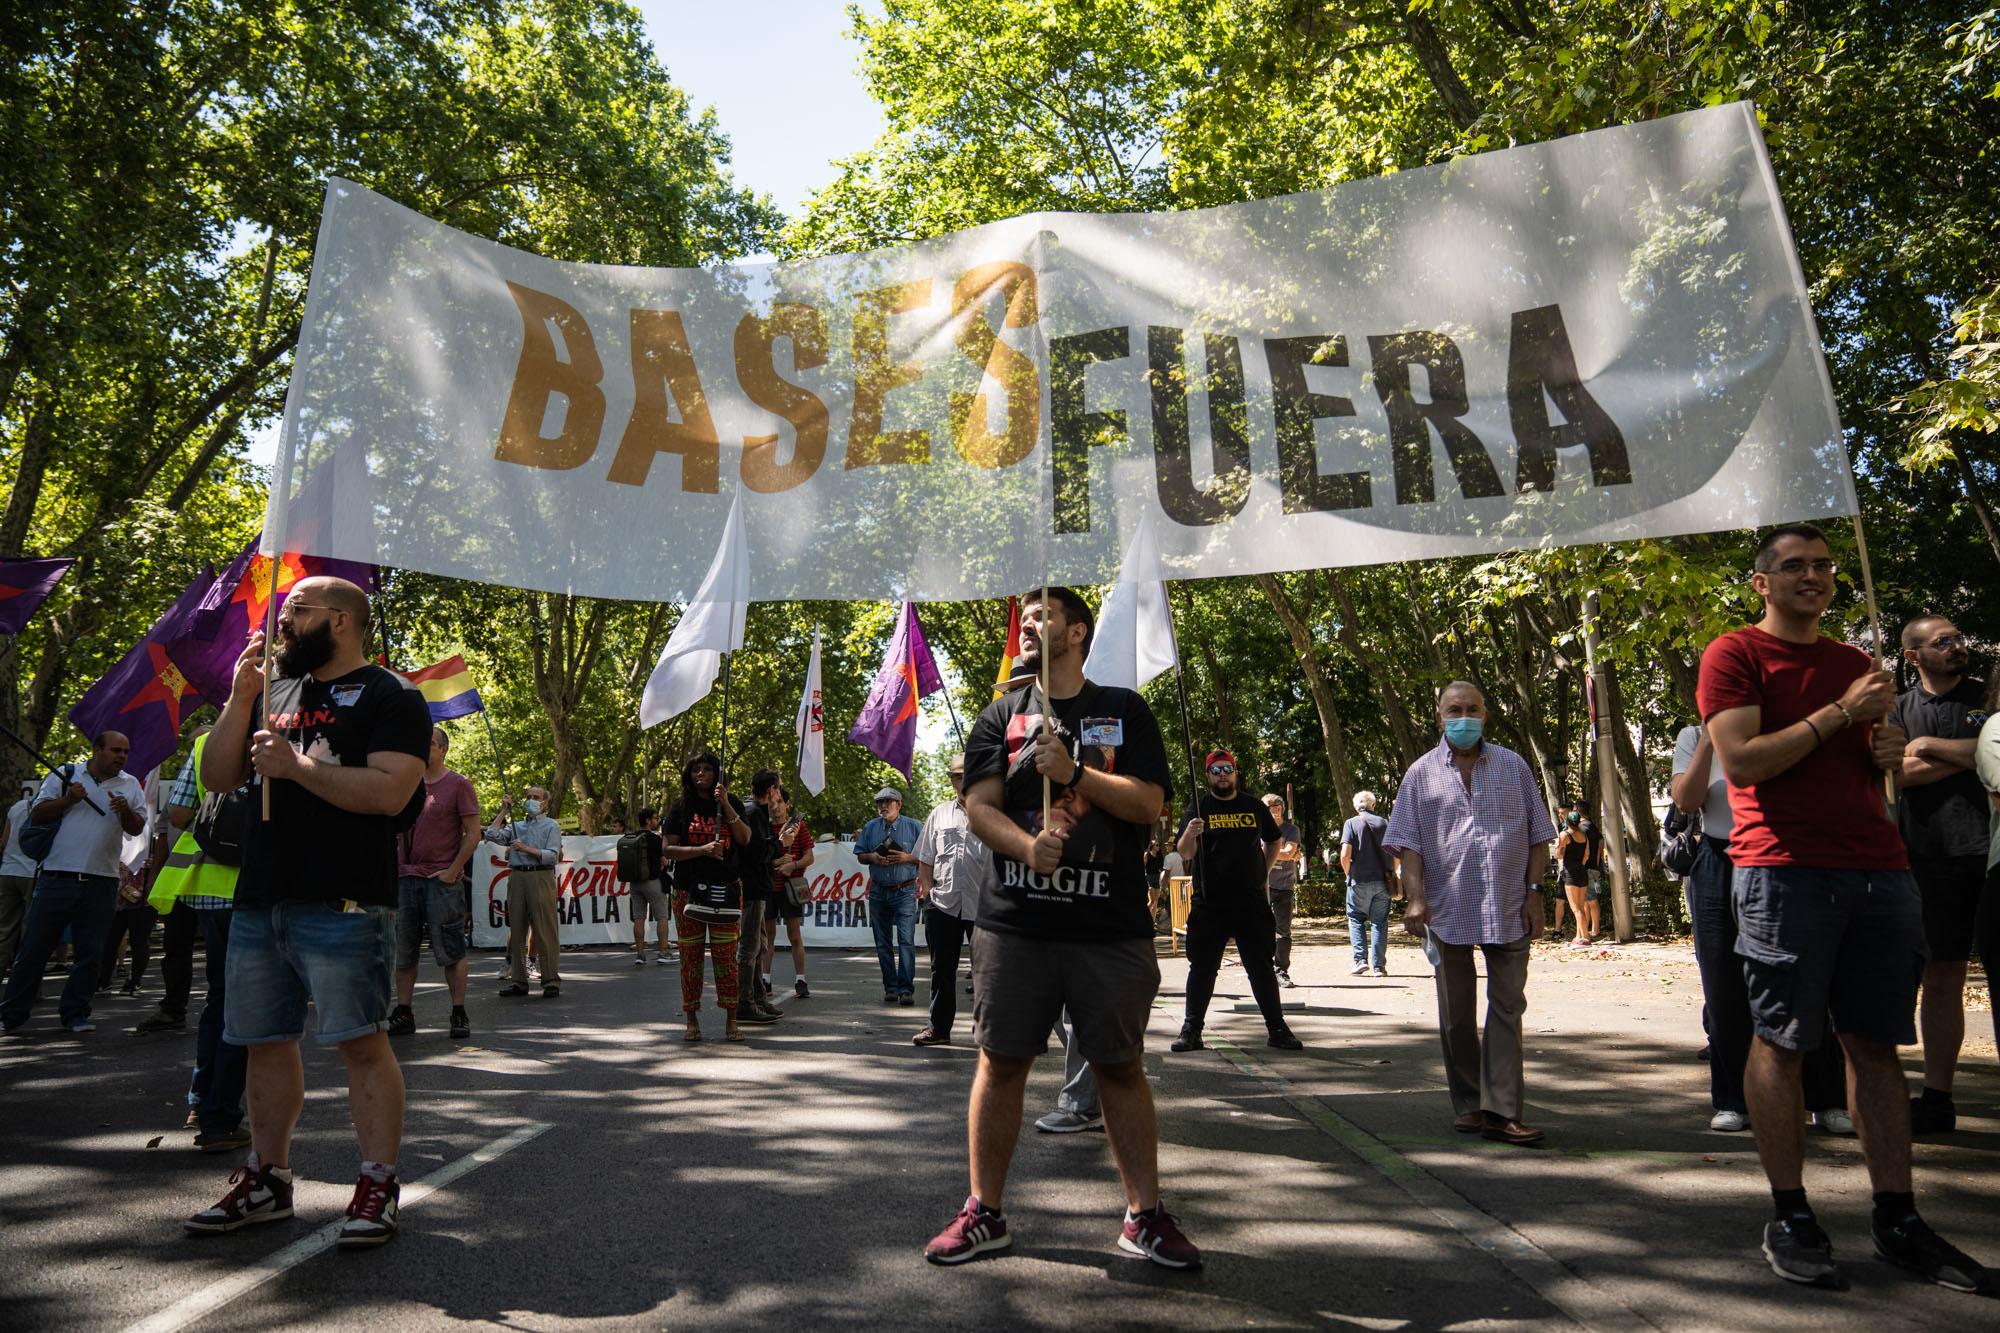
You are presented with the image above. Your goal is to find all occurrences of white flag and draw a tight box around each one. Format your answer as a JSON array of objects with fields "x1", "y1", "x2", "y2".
[
  {"x1": 640, "y1": 491, "x2": 750, "y2": 727},
  {"x1": 793, "y1": 627, "x2": 826, "y2": 795},
  {"x1": 1085, "y1": 513, "x2": 1177, "y2": 691}
]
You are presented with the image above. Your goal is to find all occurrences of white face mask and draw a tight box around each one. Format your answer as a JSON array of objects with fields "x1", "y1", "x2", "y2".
[{"x1": 524, "y1": 798, "x2": 542, "y2": 816}]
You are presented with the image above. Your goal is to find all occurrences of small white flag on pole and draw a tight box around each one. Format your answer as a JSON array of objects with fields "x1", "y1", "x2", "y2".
[
  {"x1": 794, "y1": 626, "x2": 826, "y2": 796},
  {"x1": 640, "y1": 491, "x2": 750, "y2": 727},
  {"x1": 1085, "y1": 513, "x2": 1177, "y2": 691}
]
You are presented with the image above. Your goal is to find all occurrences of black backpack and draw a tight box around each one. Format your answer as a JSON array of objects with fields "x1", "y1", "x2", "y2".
[
  {"x1": 192, "y1": 783, "x2": 253, "y2": 867},
  {"x1": 615, "y1": 831, "x2": 659, "y2": 883},
  {"x1": 17, "y1": 765, "x2": 73, "y2": 864}
]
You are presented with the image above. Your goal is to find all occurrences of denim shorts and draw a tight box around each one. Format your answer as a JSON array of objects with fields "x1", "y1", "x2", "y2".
[
  {"x1": 1732, "y1": 865, "x2": 1923, "y2": 1051},
  {"x1": 226, "y1": 903, "x2": 396, "y2": 1045},
  {"x1": 395, "y1": 875, "x2": 469, "y2": 969}
]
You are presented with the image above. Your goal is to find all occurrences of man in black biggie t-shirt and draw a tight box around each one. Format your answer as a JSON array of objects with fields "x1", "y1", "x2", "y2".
[
  {"x1": 190, "y1": 576, "x2": 430, "y2": 1249},
  {"x1": 1170, "y1": 749, "x2": 1302, "y2": 1053},
  {"x1": 922, "y1": 587, "x2": 1199, "y2": 1272}
]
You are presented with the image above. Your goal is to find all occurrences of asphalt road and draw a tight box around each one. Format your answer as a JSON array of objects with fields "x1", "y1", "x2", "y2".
[{"x1": 0, "y1": 928, "x2": 1993, "y2": 1330}]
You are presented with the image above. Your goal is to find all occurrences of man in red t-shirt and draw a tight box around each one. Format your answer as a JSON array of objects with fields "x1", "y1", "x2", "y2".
[
  {"x1": 388, "y1": 727, "x2": 482, "y2": 1040},
  {"x1": 1699, "y1": 523, "x2": 1989, "y2": 1296}
]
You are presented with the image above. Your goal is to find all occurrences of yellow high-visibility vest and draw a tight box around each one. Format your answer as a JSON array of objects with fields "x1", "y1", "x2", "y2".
[{"x1": 147, "y1": 733, "x2": 239, "y2": 912}]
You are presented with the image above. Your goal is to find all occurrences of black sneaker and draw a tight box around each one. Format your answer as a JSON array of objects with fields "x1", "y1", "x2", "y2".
[
  {"x1": 186, "y1": 1164, "x2": 295, "y2": 1233},
  {"x1": 386, "y1": 1005, "x2": 416, "y2": 1037},
  {"x1": 135, "y1": 1010, "x2": 187, "y2": 1034},
  {"x1": 1909, "y1": 1094, "x2": 1957, "y2": 1136},
  {"x1": 449, "y1": 1007, "x2": 470, "y2": 1039},
  {"x1": 1762, "y1": 1216, "x2": 1847, "y2": 1289},
  {"x1": 1267, "y1": 1027, "x2": 1304, "y2": 1050},
  {"x1": 1873, "y1": 1213, "x2": 1993, "y2": 1294},
  {"x1": 794, "y1": 979, "x2": 810, "y2": 999},
  {"x1": 736, "y1": 1003, "x2": 780, "y2": 1025},
  {"x1": 194, "y1": 1125, "x2": 250, "y2": 1155},
  {"x1": 497, "y1": 984, "x2": 529, "y2": 997},
  {"x1": 1169, "y1": 1026, "x2": 1204, "y2": 1053},
  {"x1": 337, "y1": 1174, "x2": 400, "y2": 1248},
  {"x1": 541, "y1": 984, "x2": 560, "y2": 999}
]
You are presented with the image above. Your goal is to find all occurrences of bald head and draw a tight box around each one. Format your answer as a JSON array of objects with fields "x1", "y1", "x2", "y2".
[{"x1": 299, "y1": 576, "x2": 372, "y2": 640}]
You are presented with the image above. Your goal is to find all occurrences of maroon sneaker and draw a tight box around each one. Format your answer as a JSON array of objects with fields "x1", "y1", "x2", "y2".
[
  {"x1": 337, "y1": 1173, "x2": 400, "y2": 1248},
  {"x1": 923, "y1": 1195, "x2": 1011, "y2": 1264},
  {"x1": 1120, "y1": 1202, "x2": 1201, "y2": 1269},
  {"x1": 185, "y1": 1164, "x2": 295, "y2": 1233}
]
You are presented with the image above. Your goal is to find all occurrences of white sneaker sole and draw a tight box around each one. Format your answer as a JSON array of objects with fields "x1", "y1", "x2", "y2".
[
  {"x1": 1036, "y1": 1116, "x2": 1104, "y2": 1134},
  {"x1": 925, "y1": 1230, "x2": 1011, "y2": 1264},
  {"x1": 185, "y1": 1204, "x2": 294, "y2": 1234},
  {"x1": 1119, "y1": 1233, "x2": 1200, "y2": 1269}
]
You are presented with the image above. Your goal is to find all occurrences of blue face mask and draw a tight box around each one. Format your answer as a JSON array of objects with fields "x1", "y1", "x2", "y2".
[
  {"x1": 1442, "y1": 717, "x2": 1484, "y2": 750},
  {"x1": 524, "y1": 799, "x2": 543, "y2": 816}
]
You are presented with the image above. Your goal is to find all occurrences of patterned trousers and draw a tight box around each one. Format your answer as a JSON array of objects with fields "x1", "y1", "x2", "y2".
[{"x1": 676, "y1": 903, "x2": 740, "y2": 1013}]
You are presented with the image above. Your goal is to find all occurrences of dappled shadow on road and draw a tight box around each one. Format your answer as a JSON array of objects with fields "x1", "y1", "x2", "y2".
[{"x1": 1, "y1": 946, "x2": 1995, "y2": 1330}]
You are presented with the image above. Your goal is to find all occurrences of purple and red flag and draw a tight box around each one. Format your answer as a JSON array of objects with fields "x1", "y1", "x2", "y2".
[
  {"x1": 68, "y1": 568, "x2": 217, "y2": 777},
  {"x1": 849, "y1": 600, "x2": 943, "y2": 777},
  {"x1": 0, "y1": 556, "x2": 77, "y2": 636},
  {"x1": 170, "y1": 534, "x2": 376, "y2": 704}
]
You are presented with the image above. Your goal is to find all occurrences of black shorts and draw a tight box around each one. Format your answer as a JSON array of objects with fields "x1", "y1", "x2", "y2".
[
  {"x1": 769, "y1": 894, "x2": 805, "y2": 922},
  {"x1": 970, "y1": 927, "x2": 1158, "y2": 1065},
  {"x1": 1913, "y1": 855, "x2": 1991, "y2": 963},
  {"x1": 1732, "y1": 865, "x2": 1923, "y2": 1050}
]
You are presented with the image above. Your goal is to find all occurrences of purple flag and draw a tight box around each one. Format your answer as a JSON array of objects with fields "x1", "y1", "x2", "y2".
[
  {"x1": 173, "y1": 533, "x2": 377, "y2": 704},
  {"x1": 68, "y1": 569, "x2": 218, "y2": 778},
  {"x1": 849, "y1": 601, "x2": 944, "y2": 777},
  {"x1": 0, "y1": 556, "x2": 77, "y2": 635}
]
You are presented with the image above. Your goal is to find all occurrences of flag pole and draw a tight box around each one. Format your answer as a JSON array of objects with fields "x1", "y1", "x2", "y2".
[
  {"x1": 0, "y1": 718, "x2": 105, "y2": 813},
  {"x1": 1848, "y1": 513, "x2": 1897, "y2": 807},
  {"x1": 1162, "y1": 583, "x2": 1206, "y2": 872},
  {"x1": 1040, "y1": 583, "x2": 1052, "y2": 826},
  {"x1": 794, "y1": 626, "x2": 810, "y2": 780},
  {"x1": 718, "y1": 649, "x2": 733, "y2": 788}
]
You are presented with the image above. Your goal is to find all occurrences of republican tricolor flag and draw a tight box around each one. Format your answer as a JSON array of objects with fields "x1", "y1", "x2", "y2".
[
  {"x1": 405, "y1": 654, "x2": 484, "y2": 721},
  {"x1": 992, "y1": 596, "x2": 1021, "y2": 698}
]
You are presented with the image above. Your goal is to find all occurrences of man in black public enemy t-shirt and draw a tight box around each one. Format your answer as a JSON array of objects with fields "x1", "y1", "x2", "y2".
[
  {"x1": 190, "y1": 576, "x2": 430, "y2": 1249},
  {"x1": 921, "y1": 586, "x2": 1200, "y2": 1272},
  {"x1": 1170, "y1": 749, "x2": 1302, "y2": 1054},
  {"x1": 1889, "y1": 614, "x2": 1996, "y2": 1135}
]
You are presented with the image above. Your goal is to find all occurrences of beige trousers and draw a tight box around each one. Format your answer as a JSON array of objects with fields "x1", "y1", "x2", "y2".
[
  {"x1": 506, "y1": 868, "x2": 562, "y2": 987},
  {"x1": 1432, "y1": 937, "x2": 1530, "y2": 1120}
]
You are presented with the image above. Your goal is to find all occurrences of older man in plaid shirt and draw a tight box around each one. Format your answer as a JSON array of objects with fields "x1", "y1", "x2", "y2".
[{"x1": 1384, "y1": 681, "x2": 1557, "y2": 1146}]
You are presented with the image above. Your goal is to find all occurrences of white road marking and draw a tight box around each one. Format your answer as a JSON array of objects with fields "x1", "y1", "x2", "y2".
[{"x1": 126, "y1": 1121, "x2": 552, "y2": 1333}]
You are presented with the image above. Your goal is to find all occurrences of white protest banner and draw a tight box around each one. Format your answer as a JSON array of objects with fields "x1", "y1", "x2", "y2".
[
  {"x1": 471, "y1": 835, "x2": 920, "y2": 950},
  {"x1": 269, "y1": 101, "x2": 1848, "y2": 601}
]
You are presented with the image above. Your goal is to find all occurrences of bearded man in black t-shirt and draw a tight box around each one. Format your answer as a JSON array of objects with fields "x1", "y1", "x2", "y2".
[
  {"x1": 922, "y1": 587, "x2": 1200, "y2": 1272},
  {"x1": 189, "y1": 576, "x2": 430, "y2": 1250},
  {"x1": 1170, "y1": 749, "x2": 1303, "y2": 1054}
]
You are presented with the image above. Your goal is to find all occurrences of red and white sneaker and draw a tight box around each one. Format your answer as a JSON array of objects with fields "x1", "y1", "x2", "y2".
[
  {"x1": 337, "y1": 1174, "x2": 400, "y2": 1248},
  {"x1": 185, "y1": 1164, "x2": 295, "y2": 1233},
  {"x1": 1120, "y1": 1202, "x2": 1201, "y2": 1269},
  {"x1": 923, "y1": 1195, "x2": 1011, "y2": 1264}
]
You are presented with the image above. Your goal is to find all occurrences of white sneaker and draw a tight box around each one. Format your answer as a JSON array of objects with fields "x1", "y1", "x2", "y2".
[
  {"x1": 1350, "y1": 961, "x2": 1369, "y2": 975},
  {"x1": 1709, "y1": 1109, "x2": 1750, "y2": 1132},
  {"x1": 1369, "y1": 966, "x2": 1388, "y2": 977},
  {"x1": 633, "y1": 954, "x2": 648, "y2": 967},
  {"x1": 1811, "y1": 1108, "x2": 1854, "y2": 1136}
]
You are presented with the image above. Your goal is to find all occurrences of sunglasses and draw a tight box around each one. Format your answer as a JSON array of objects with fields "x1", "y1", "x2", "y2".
[{"x1": 1207, "y1": 763, "x2": 1235, "y2": 775}]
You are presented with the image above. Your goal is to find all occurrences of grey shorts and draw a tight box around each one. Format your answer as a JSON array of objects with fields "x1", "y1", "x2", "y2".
[
  {"x1": 1732, "y1": 864, "x2": 1924, "y2": 1050},
  {"x1": 970, "y1": 926, "x2": 1159, "y2": 1065},
  {"x1": 628, "y1": 879, "x2": 666, "y2": 926},
  {"x1": 394, "y1": 875, "x2": 469, "y2": 969}
]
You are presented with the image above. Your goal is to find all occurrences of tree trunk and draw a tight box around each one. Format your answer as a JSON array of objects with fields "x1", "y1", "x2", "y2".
[
  {"x1": 1404, "y1": 9, "x2": 1481, "y2": 130},
  {"x1": 1946, "y1": 441, "x2": 2000, "y2": 572},
  {"x1": 0, "y1": 404, "x2": 59, "y2": 556},
  {"x1": 1255, "y1": 574, "x2": 1356, "y2": 814},
  {"x1": 1323, "y1": 570, "x2": 1421, "y2": 768}
]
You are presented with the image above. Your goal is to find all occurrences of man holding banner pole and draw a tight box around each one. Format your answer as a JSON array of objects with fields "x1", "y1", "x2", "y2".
[
  {"x1": 926, "y1": 587, "x2": 1197, "y2": 1270},
  {"x1": 1699, "y1": 523, "x2": 1990, "y2": 1295}
]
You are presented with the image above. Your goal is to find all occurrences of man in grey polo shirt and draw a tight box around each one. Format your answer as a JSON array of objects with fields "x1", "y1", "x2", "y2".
[
  {"x1": 0, "y1": 730, "x2": 147, "y2": 1034},
  {"x1": 913, "y1": 753, "x2": 985, "y2": 1046}
]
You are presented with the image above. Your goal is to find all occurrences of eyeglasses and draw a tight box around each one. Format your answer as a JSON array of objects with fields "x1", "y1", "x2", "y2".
[
  {"x1": 277, "y1": 601, "x2": 342, "y2": 623},
  {"x1": 1926, "y1": 634, "x2": 1968, "y2": 650},
  {"x1": 1207, "y1": 763, "x2": 1235, "y2": 775},
  {"x1": 1761, "y1": 558, "x2": 1837, "y2": 578}
]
